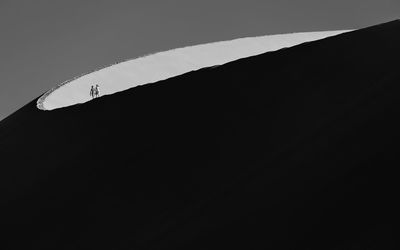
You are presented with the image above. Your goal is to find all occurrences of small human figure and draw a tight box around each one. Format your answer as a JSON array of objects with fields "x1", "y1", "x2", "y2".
[
  {"x1": 90, "y1": 85, "x2": 95, "y2": 99},
  {"x1": 95, "y1": 84, "x2": 100, "y2": 98}
]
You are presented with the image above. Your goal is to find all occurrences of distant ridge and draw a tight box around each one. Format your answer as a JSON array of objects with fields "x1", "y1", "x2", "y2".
[{"x1": 1, "y1": 20, "x2": 399, "y2": 250}]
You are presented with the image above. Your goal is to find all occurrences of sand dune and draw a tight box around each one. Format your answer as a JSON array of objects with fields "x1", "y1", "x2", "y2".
[
  {"x1": 1, "y1": 21, "x2": 399, "y2": 249},
  {"x1": 38, "y1": 30, "x2": 349, "y2": 110}
]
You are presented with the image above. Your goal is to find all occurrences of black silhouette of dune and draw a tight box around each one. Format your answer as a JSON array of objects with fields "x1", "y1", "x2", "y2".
[{"x1": 1, "y1": 20, "x2": 399, "y2": 249}]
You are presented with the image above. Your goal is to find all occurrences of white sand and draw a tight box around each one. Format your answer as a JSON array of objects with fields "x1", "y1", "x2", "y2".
[{"x1": 38, "y1": 30, "x2": 351, "y2": 110}]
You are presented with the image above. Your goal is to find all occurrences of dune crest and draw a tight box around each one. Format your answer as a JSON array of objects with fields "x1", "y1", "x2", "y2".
[{"x1": 37, "y1": 30, "x2": 349, "y2": 110}]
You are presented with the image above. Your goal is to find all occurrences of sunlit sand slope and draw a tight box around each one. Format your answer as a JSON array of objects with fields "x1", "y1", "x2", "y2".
[{"x1": 38, "y1": 30, "x2": 349, "y2": 110}]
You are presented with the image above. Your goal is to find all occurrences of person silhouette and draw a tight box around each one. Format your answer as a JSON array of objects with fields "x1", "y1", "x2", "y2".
[
  {"x1": 95, "y1": 84, "x2": 100, "y2": 98},
  {"x1": 90, "y1": 85, "x2": 95, "y2": 99}
]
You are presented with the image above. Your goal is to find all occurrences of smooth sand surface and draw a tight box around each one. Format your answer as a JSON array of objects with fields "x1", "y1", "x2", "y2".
[{"x1": 38, "y1": 30, "x2": 350, "y2": 110}]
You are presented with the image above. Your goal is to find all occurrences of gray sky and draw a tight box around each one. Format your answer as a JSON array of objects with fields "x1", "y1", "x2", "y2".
[{"x1": 1, "y1": 0, "x2": 399, "y2": 121}]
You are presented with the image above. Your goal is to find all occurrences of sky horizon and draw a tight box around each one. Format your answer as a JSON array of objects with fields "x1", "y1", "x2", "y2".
[{"x1": 1, "y1": 0, "x2": 399, "y2": 121}]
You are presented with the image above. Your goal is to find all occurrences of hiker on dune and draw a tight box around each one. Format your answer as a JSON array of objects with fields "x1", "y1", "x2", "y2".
[
  {"x1": 95, "y1": 84, "x2": 100, "y2": 98},
  {"x1": 90, "y1": 85, "x2": 95, "y2": 99}
]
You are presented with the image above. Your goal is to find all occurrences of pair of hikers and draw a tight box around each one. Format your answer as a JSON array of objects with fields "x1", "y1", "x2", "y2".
[{"x1": 90, "y1": 84, "x2": 100, "y2": 99}]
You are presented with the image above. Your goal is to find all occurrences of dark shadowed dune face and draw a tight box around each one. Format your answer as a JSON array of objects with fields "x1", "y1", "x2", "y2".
[{"x1": 1, "y1": 20, "x2": 400, "y2": 250}]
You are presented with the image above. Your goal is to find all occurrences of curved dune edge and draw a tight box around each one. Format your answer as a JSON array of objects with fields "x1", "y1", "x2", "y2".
[{"x1": 37, "y1": 30, "x2": 351, "y2": 111}]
